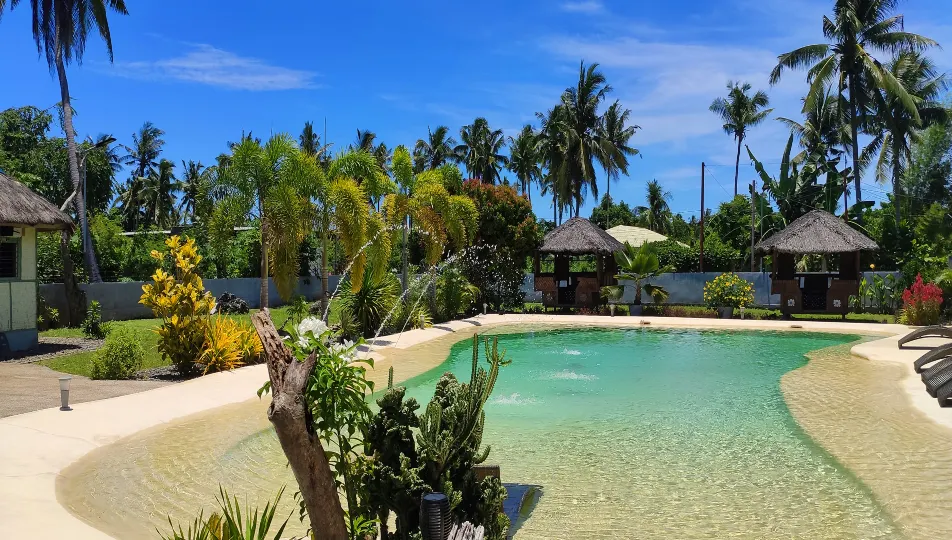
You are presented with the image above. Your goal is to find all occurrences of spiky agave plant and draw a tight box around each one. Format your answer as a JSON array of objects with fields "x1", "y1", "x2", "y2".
[{"x1": 339, "y1": 270, "x2": 399, "y2": 338}]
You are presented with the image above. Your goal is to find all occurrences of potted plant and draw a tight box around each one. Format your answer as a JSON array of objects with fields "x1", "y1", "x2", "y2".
[
  {"x1": 703, "y1": 273, "x2": 754, "y2": 319},
  {"x1": 603, "y1": 242, "x2": 671, "y2": 316}
]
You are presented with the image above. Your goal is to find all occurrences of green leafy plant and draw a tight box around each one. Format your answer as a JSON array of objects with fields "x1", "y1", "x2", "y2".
[
  {"x1": 612, "y1": 241, "x2": 671, "y2": 305},
  {"x1": 91, "y1": 329, "x2": 145, "y2": 380},
  {"x1": 339, "y1": 271, "x2": 399, "y2": 338},
  {"x1": 81, "y1": 300, "x2": 112, "y2": 339},
  {"x1": 435, "y1": 266, "x2": 480, "y2": 321},
  {"x1": 850, "y1": 274, "x2": 902, "y2": 315},
  {"x1": 158, "y1": 486, "x2": 290, "y2": 540},
  {"x1": 703, "y1": 273, "x2": 754, "y2": 309}
]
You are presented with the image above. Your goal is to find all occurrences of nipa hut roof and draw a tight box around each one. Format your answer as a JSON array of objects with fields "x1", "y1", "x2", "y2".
[
  {"x1": 754, "y1": 209, "x2": 877, "y2": 255},
  {"x1": 0, "y1": 172, "x2": 73, "y2": 230},
  {"x1": 540, "y1": 217, "x2": 624, "y2": 255}
]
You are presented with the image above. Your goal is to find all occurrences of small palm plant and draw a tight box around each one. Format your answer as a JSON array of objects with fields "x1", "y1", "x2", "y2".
[{"x1": 601, "y1": 242, "x2": 671, "y2": 313}]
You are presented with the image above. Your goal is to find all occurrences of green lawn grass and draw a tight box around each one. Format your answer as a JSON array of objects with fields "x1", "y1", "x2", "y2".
[{"x1": 39, "y1": 301, "x2": 345, "y2": 378}]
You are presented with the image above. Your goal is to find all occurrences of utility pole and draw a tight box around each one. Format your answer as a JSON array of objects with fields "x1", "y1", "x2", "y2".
[
  {"x1": 750, "y1": 179, "x2": 756, "y2": 272},
  {"x1": 700, "y1": 162, "x2": 705, "y2": 273}
]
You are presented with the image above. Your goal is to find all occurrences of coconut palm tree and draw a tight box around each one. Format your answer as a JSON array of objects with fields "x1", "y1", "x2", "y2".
[
  {"x1": 560, "y1": 61, "x2": 612, "y2": 216},
  {"x1": 414, "y1": 126, "x2": 459, "y2": 172},
  {"x1": 862, "y1": 51, "x2": 949, "y2": 223},
  {"x1": 709, "y1": 81, "x2": 773, "y2": 195},
  {"x1": 536, "y1": 105, "x2": 573, "y2": 224},
  {"x1": 639, "y1": 179, "x2": 672, "y2": 233},
  {"x1": 769, "y1": 0, "x2": 938, "y2": 208},
  {"x1": 456, "y1": 118, "x2": 508, "y2": 183},
  {"x1": 507, "y1": 125, "x2": 542, "y2": 200},
  {"x1": 123, "y1": 121, "x2": 165, "y2": 179},
  {"x1": 299, "y1": 121, "x2": 332, "y2": 167},
  {"x1": 113, "y1": 176, "x2": 144, "y2": 231},
  {"x1": 0, "y1": 0, "x2": 129, "y2": 283},
  {"x1": 178, "y1": 160, "x2": 205, "y2": 224},
  {"x1": 141, "y1": 158, "x2": 178, "y2": 228},
  {"x1": 777, "y1": 89, "x2": 851, "y2": 163},
  {"x1": 598, "y1": 100, "x2": 640, "y2": 199}
]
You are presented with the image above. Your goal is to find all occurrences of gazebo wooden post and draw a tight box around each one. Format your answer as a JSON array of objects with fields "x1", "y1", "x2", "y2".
[{"x1": 596, "y1": 255, "x2": 604, "y2": 286}]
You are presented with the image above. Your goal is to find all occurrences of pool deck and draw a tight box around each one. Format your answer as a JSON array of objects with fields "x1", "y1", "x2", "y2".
[{"x1": 0, "y1": 314, "x2": 945, "y2": 539}]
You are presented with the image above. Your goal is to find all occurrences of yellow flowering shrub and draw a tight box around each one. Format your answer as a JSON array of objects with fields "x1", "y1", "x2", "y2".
[
  {"x1": 139, "y1": 235, "x2": 216, "y2": 374},
  {"x1": 703, "y1": 273, "x2": 755, "y2": 309}
]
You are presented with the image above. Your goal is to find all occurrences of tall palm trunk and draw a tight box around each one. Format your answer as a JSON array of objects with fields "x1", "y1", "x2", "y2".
[
  {"x1": 892, "y1": 136, "x2": 903, "y2": 224},
  {"x1": 260, "y1": 207, "x2": 269, "y2": 308},
  {"x1": 401, "y1": 215, "x2": 409, "y2": 292},
  {"x1": 848, "y1": 75, "x2": 863, "y2": 217},
  {"x1": 552, "y1": 192, "x2": 557, "y2": 225},
  {"x1": 733, "y1": 135, "x2": 743, "y2": 196},
  {"x1": 320, "y1": 210, "x2": 330, "y2": 318},
  {"x1": 55, "y1": 37, "x2": 102, "y2": 283}
]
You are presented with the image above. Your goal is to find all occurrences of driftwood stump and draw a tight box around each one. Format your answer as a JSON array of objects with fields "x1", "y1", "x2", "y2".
[{"x1": 252, "y1": 309, "x2": 348, "y2": 540}]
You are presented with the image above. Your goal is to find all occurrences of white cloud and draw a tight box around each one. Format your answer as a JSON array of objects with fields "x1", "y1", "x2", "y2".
[
  {"x1": 560, "y1": 1, "x2": 605, "y2": 14},
  {"x1": 107, "y1": 44, "x2": 319, "y2": 91}
]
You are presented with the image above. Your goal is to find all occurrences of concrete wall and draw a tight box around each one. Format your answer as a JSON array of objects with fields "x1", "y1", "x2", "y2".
[
  {"x1": 1, "y1": 227, "x2": 38, "y2": 351},
  {"x1": 40, "y1": 275, "x2": 340, "y2": 322}
]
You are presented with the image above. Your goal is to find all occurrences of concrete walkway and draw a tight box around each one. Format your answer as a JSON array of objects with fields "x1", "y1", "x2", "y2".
[
  {"x1": 0, "y1": 314, "x2": 943, "y2": 539},
  {"x1": 0, "y1": 362, "x2": 169, "y2": 418}
]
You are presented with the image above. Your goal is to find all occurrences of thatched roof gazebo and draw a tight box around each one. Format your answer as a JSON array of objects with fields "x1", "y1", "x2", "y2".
[
  {"x1": 755, "y1": 210, "x2": 878, "y2": 317},
  {"x1": 0, "y1": 173, "x2": 73, "y2": 353},
  {"x1": 534, "y1": 217, "x2": 623, "y2": 309},
  {"x1": 0, "y1": 173, "x2": 74, "y2": 230}
]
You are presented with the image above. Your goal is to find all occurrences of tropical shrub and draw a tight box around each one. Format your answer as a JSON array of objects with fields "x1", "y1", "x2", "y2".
[
  {"x1": 435, "y1": 266, "x2": 479, "y2": 321},
  {"x1": 82, "y1": 300, "x2": 111, "y2": 339},
  {"x1": 37, "y1": 293, "x2": 60, "y2": 331},
  {"x1": 91, "y1": 329, "x2": 144, "y2": 380},
  {"x1": 461, "y1": 180, "x2": 541, "y2": 263},
  {"x1": 89, "y1": 214, "x2": 132, "y2": 282},
  {"x1": 704, "y1": 273, "x2": 754, "y2": 309},
  {"x1": 339, "y1": 271, "x2": 399, "y2": 338},
  {"x1": 605, "y1": 241, "x2": 671, "y2": 305},
  {"x1": 653, "y1": 239, "x2": 740, "y2": 272},
  {"x1": 197, "y1": 317, "x2": 261, "y2": 374},
  {"x1": 140, "y1": 236, "x2": 216, "y2": 374},
  {"x1": 899, "y1": 274, "x2": 943, "y2": 326},
  {"x1": 460, "y1": 245, "x2": 524, "y2": 312},
  {"x1": 158, "y1": 486, "x2": 289, "y2": 540},
  {"x1": 850, "y1": 274, "x2": 902, "y2": 314}
]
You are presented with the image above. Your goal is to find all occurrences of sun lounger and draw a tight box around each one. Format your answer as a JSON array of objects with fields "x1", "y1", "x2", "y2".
[
  {"x1": 924, "y1": 364, "x2": 952, "y2": 397},
  {"x1": 921, "y1": 357, "x2": 952, "y2": 382},
  {"x1": 913, "y1": 343, "x2": 952, "y2": 373},
  {"x1": 936, "y1": 379, "x2": 952, "y2": 405},
  {"x1": 899, "y1": 325, "x2": 952, "y2": 348}
]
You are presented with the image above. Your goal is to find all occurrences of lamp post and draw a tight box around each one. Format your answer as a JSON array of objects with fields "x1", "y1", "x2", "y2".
[{"x1": 59, "y1": 376, "x2": 72, "y2": 411}]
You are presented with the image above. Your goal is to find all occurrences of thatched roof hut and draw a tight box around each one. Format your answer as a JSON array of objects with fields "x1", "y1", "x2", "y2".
[
  {"x1": 540, "y1": 217, "x2": 624, "y2": 256},
  {"x1": 755, "y1": 210, "x2": 877, "y2": 255},
  {"x1": 0, "y1": 172, "x2": 73, "y2": 230}
]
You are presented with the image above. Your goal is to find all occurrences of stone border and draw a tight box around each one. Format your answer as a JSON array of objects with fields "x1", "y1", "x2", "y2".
[{"x1": 0, "y1": 314, "x2": 939, "y2": 539}]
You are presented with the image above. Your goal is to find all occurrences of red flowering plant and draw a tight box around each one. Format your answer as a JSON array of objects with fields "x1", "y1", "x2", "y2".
[{"x1": 899, "y1": 274, "x2": 944, "y2": 326}]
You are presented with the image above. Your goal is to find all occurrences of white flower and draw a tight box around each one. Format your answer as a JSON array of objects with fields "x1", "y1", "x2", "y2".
[
  {"x1": 330, "y1": 339, "x2": 357, "y2": 361},
  {"x1": 297, "y1": 317, "x2": 328, "y2": 339}
]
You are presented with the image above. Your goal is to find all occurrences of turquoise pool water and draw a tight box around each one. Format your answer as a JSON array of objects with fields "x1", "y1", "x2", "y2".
[{"x1": 401, "y1": 328, "x2": 901, "y2": 539}]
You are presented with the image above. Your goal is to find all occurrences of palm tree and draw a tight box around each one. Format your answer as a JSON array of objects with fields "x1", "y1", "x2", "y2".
[
  {"x1": 141, "y1": 159, "x2": 178, "y2": 228},
  {"x1": 123, "y1": 121, "x2": 165, "y2": 179},
  {"x1": 770, "y1": 0, "x2": 938, "y2": 208},
  {"x1": 213, "y1": 134, "x2": 316, "y2": 307},
  {"x1": 414, "y1": 126, "x2": 459, "y2": 172},
  {"x1": 507, "y1": 125, "x2": 542, "y2": 200},
  {"x1": 178, "y1": 160, "x2": 205, "y2": 224},
  {"x1": 536, "y1": 105, "x2": 573, "y2": 224},
  {"x1": 598, "y1": 100, "x2": 640, "y2": 199},
  {"x1": 113, "y1": 176, "x2": 144, "y2": 230},
  {"x1": 863, "y1": 51, "x2": 948, "y2": 223},
  {"x1": 0, "y1": 0, "x2": 129, "y2": 283},
  {"x1": 640, "y1": 179, "x2": 672, "y2": 233},
  {"x1": 299, "y1": 121, "x2": 332, "y2": 167},
  {"x1": 456, "y1": 118, "x2": 508, "y2": 183},
  {"x1": 560, "y1": 61, "x2": 612, "y2": 216},
  {"x1": 777, "y1": 89, "x2": 851, "y2": 163},
  {"x1": 709, "y1": 81, "x2": 773, "y2": 195}
]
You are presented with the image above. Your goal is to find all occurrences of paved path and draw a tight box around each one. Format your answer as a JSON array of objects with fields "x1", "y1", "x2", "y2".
[{"x1": 0, "y1": 362, "x2": 169, "y2": 418}]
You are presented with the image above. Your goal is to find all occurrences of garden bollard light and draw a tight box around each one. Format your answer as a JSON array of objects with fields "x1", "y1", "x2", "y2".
[
  {"x1": 59, "y1": 376, "x2": 72, "y2": 411},
  {"x1": 740, "y1": 307, "x2": 745, "y2": 320},
  {"x1": 483, "y1": 303, "x2": 487, "y2": 315}
]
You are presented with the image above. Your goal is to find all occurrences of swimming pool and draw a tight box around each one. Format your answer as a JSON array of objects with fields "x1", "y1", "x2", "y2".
[{"x1": 60, "y1": 327, "x2": 908, "y2": 539}]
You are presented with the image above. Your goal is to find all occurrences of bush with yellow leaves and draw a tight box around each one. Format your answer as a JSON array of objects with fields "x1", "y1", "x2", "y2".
[
  {"x1": 139, "y1": 235, "x2": 216, "y2": 374},
  {"x1": 197, "y1": 316, "x2": 264, "y2": 374}
]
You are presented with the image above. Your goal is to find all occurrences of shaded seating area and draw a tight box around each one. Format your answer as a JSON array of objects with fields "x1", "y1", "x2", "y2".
[
  {"x1": 755, "y1": 210, "x2": 878, "y2": 318},
  {"x1": 533, "y1": 217, "x2": 623, "y2": 310}
]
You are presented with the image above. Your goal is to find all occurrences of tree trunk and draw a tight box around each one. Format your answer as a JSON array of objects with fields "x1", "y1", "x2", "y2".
[
  {"x1": 55, "y1": 39, "x2": 102, "y2": 283},
  {"x1": 848, "y1": 75, "x2": 863, "y2": 220},
  {"x1": 251, "y1": 311, "x2": 349, "y2": 540},
  {"x1": 401, "y1": 215, "x2": 409, "y2": 293},
  {"x1": 734, "y1": 135, "x2": 743, "y2": 197},
  {"x1": 320, "y1": 211, "x2": 330, "y2": 317},
  {"x1": 893, "y1": 137, "x2": 903, "y2": 225},
  {"x1": 260, "y1": 206, "x2": 269, "y2": 308},
  {"x1": 552, "y1": 193, "x2": 557, "y2": 225},
  {"x1": 59, "y1": 230, "x2": 85, "y2": 326}
]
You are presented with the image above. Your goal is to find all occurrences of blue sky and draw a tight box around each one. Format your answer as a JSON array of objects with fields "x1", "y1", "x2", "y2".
[{"x1": 1, "y1": 0, "x2": 950, "y2": 221}]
